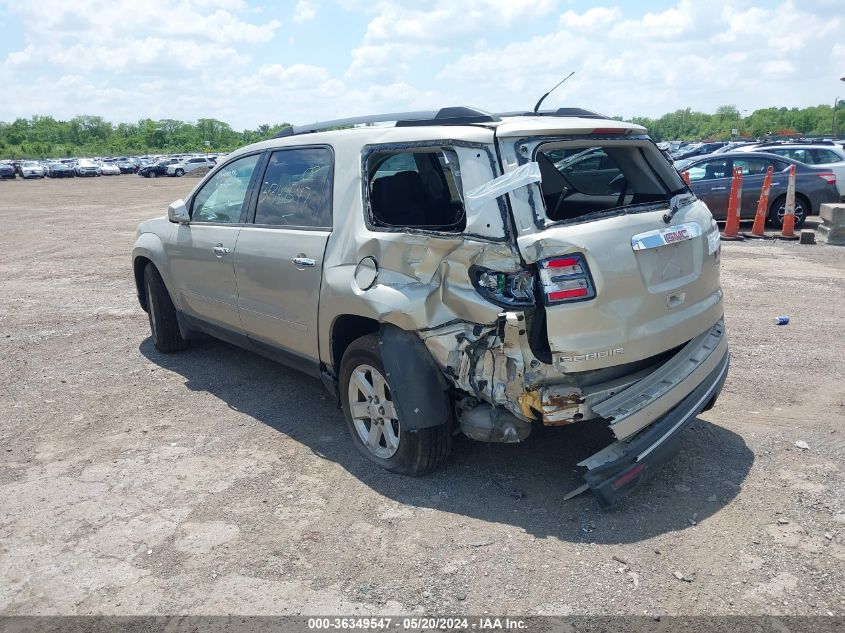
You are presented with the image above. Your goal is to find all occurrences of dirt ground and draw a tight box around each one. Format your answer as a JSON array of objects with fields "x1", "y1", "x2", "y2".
[{"x1": 0, "y1": 175, "x2": 843, "y2": 617}]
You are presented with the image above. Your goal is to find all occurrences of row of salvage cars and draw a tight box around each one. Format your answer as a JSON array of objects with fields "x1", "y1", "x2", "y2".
[
  {"x1": 0, "y1": 154, "x2": 223, "y2": 180},
  {"x1": 0, "y1": 158, "x2": 132, "y2": 179}
]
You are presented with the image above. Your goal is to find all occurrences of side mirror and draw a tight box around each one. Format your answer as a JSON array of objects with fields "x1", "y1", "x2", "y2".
[{"x1": 168, "y1": 199, "x2": 190, "y2": 224}]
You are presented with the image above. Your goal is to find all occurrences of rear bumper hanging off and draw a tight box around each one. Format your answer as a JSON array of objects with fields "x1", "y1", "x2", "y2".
[{"x1": 578, "y1": 347, "x2": 730, "y2": 508}]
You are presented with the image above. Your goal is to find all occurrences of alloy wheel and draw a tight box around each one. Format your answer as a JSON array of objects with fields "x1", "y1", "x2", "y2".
[{"x1": 347, "y1": 364, "x2": 400, "y2": 459}]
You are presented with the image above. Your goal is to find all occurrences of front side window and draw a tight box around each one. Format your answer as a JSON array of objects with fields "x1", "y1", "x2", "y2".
[
  {"x1": 367, "y1": 149, "x2": 466, "y2": 231},
  {"x1": 686, "y1": 158, "x2": 729, "y2": 182},
  {"x1": 191, "y1": 153, "x2": 260, "y2": 223},
  {"x1": 254, "y1": 147, "x2": 333, "y2": 227}
]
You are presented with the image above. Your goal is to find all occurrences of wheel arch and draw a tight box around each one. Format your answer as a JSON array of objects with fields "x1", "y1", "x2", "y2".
[
  {"x1": 329, "y1": 314, "x2": 380, "y2": 374},
  {"x1": 132, "y1": 234, "x2": 178, "y2": 313}
]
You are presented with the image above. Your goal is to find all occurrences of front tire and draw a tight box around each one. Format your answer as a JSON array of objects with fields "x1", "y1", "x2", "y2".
[
  {"x1": 143, "y1": 264, "x2": 189, "y2": 353},
  {"x1": 339, "y1": 334, "x2": 451, "y2": 475},
  {"x1": 175, "y1": 168, "x2": 184, "y2": 177},
  {"x1": 149, "y1": 172, "x2": 157, "y2": 179}
]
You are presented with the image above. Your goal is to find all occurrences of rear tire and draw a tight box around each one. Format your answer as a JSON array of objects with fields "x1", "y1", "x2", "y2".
[
  {"x1": 768, "y1": 194, "x2": 807, "y2": 229},
  {"x1": 339, "y1": 334, "x2": 451, "y2": 475},
  {"x1": 143, "y1": 264, "x2": 189, "y2": 353},
  {"x1": 175, "y1": 168, "x2": 184, "y2": 177},
  {"x1": 150, "y1": 172, "x2": 157, "y2": 179}
]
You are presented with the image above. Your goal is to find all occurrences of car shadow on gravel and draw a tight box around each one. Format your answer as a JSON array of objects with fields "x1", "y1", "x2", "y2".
[{"x1": 141, "y1": 336, "x2": 754, "y2": 544}]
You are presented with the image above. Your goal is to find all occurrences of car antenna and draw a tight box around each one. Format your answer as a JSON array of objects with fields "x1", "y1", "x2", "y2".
[{"x1": 533, "y1": 71, "x2": 575, "y2": 114}]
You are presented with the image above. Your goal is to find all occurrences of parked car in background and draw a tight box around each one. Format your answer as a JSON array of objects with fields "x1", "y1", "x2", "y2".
[
  {"x1": 732, "y1": 142, "x2": 845, "y2": 198},
  {"x1": 46, "y1": 162, "x2": 75, "y2": 178},
  {"x1": 117, "y1": 160, "x2": 138, "y2": 174},
  {"x1": 75, "y1": 159, "x2": 101, "y2": 177},
  {"x1": 99, "y1": 161, "x2": 121, "y2": 176},
  {"x1": 711, "y1": 141, "x2": 756, "y2": 154},
  {"x1": 672, "y1": 142, "x2": 728, "y2": 161},
  {"x1": 138, "y1": 160, "x2": 171, "y2": 178},
  {"x1": 675, "y1": 152, "x2": 838, "y2": 228},
  {"x1": 166, "y1": 156, "x2": 215, "y2": 177},
  {"x1": 0, "y1": 162, "x2": 16, "y2": 179},
  {"x1": 20, "y1": 161, "x2": 46, "y2": 179}
]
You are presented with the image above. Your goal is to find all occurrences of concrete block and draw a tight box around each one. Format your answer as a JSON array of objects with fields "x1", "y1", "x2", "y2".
[
  {"x1": 818, "y1": 203, "x2": 845, "y2": 245},
  {"x1": 799, "y1": 230, "x2": 815, "y2": 244}
]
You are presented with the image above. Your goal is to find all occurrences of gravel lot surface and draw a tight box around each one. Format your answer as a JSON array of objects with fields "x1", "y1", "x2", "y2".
[{"x1": 1, "y1": 176, "x2": 843, "y2": 616}]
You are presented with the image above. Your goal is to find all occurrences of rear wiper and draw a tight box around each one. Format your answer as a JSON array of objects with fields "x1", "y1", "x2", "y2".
[{"x1": 663, "y1": 193, "x2": 693, "y2": 224}]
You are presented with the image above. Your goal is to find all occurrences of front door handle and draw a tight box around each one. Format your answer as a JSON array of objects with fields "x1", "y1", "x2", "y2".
[
  {"x1": 710, "y1": 186, "x2": 727, "y2": 191},
  {"x1": 291, "y1": 256, "x2": 316, "y2": 268},
  {"x1": 213, "y1": 243, "x2": 230, "y2": 258}
]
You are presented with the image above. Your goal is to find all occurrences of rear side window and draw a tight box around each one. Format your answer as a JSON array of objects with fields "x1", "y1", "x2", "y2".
[
  {"x1": 536, "y1": 143, "x2": 682, "y2": 223},
  {"x1": 731, "y1": 157, "x2": 772, "y2": 175},
  {"x1": 367, "y1": 149, "x2": 466, "y2": 232},
  {"x1": 810, "y1": 149, "x2": 842, "y2": 164},
  {"x1": 255, "y1": 147, "x2": 333, "y2": 228},
  {"x1": 770, "y1": 148, "x2": 811, "y2": 163}
]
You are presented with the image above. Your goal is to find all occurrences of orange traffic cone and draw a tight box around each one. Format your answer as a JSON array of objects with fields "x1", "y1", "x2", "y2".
[
  {"x1": 746, "y1": 166, "x2": 773, "y2": 239},
  {"x1": 780, "y1": 165, "x2": 799, "y2": 240},
  {"x1": 721, "y1": 167, "x2": 744, "y2": 241}
]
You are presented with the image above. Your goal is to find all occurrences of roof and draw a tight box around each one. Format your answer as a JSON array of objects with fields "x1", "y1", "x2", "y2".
[{"x1": 272, "y1": 105, "x2": 641, "y2": 139}]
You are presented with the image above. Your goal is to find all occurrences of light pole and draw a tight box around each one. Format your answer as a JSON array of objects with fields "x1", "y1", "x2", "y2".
[{"x1": 835, "y1": 97, "x2": 841, "y2": 138}]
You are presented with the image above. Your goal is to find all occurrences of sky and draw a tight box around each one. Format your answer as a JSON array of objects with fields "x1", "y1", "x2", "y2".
[{"x1": 0, "y1": 0, "x2": 843, "y2": 129}]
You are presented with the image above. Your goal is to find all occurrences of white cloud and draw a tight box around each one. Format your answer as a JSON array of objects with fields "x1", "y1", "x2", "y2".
[
  {"x1": 558, "y1": 7, "x2": 621, "y2": 31},
  {"x1": 293, "y1": 0, "x2": 318, "y2": 23},
  {"x1": 0, "y1": 0, "x2": 842, "y2": 129},
  {"x1": 436, "y1": 0, "x2": 843, "y2": 118}
]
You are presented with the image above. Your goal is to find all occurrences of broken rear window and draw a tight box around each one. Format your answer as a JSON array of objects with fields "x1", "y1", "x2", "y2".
[
  {"x1": 367, "y1": 149, "x2": 466, "y2": 232},
  {"x1": 536, "y1": 142, "x2": 684, "y2": 223}
]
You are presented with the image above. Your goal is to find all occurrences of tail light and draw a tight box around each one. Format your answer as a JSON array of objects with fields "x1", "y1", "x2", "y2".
[
  {"x1": 470, "y1": 267, "x2": 535, "y2": 308},
  {"x1": 816, "y1": 172, "x2": 837, "y2": 186},
  {"x1": 539, "y1": 254, "x2": 596, "y2": 304},
  {"x1": 612, "y1": 463, "x2": 645, "y2": 490}
]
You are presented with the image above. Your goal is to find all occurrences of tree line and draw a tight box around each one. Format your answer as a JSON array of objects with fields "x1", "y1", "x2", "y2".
[
  {"x1": 1, "y1": 104, "x2": 843, "y2": 158},
  {"x1": 0, "y1": 116, "x2": 291, "y2": 159},
  {"x1": 627, "y1": 104, "x2": 843, "y2": 142}
]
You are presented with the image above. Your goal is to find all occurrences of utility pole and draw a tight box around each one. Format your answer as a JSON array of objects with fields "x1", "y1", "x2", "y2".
[{"x1": 835, "y1": 98, "x2": 840, "y2": 138}]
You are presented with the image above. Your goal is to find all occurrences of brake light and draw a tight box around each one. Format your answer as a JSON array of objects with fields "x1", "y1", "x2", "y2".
[
  {"x1": 591, "y1": 127, "x2": 631, "y2": 135},
  {"x1": 470, "y1": 267, "x2": 535, "y2": 308},
  {"x1": 612, "y1": 463, "x2": 645, "y2": 490},
  {"x1": 816, "y1": 172, "x2": 837, "y2": 185},
  {"x1": 539, "y1": 253, "x2": 596, "y2": 304}
]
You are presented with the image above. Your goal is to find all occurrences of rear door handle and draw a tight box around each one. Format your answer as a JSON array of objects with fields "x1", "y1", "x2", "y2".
[
  {"x1": 291, "y1": 256, "x2": 316, "y2": 268},
  {"x1": 213, "y1": 243, "x2": 230, "y2": 258},
  {"x1": 710, "y1": 186, "x2": 727, "y2": 191}
]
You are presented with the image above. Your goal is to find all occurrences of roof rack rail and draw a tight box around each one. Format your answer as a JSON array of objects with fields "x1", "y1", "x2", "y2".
[
  {"x1": 497, "y1": 107, "x2": 608, "y2": 119},
  {"x1": 273, "y1": 106, "x2": 500, "y2": 138}
]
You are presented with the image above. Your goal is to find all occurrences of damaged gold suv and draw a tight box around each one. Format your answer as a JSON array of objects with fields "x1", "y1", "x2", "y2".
[{"x1": 133, "y1": 106, "x2": 729, "y2": 506}]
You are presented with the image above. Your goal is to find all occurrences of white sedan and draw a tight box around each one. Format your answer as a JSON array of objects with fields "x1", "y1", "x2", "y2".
[
  {"x1": 166, "y1": 156, "x2": 216, "y2": 177},
  {"x1": 99, "y1": 162, "x2": 121, "y2": 176}
]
